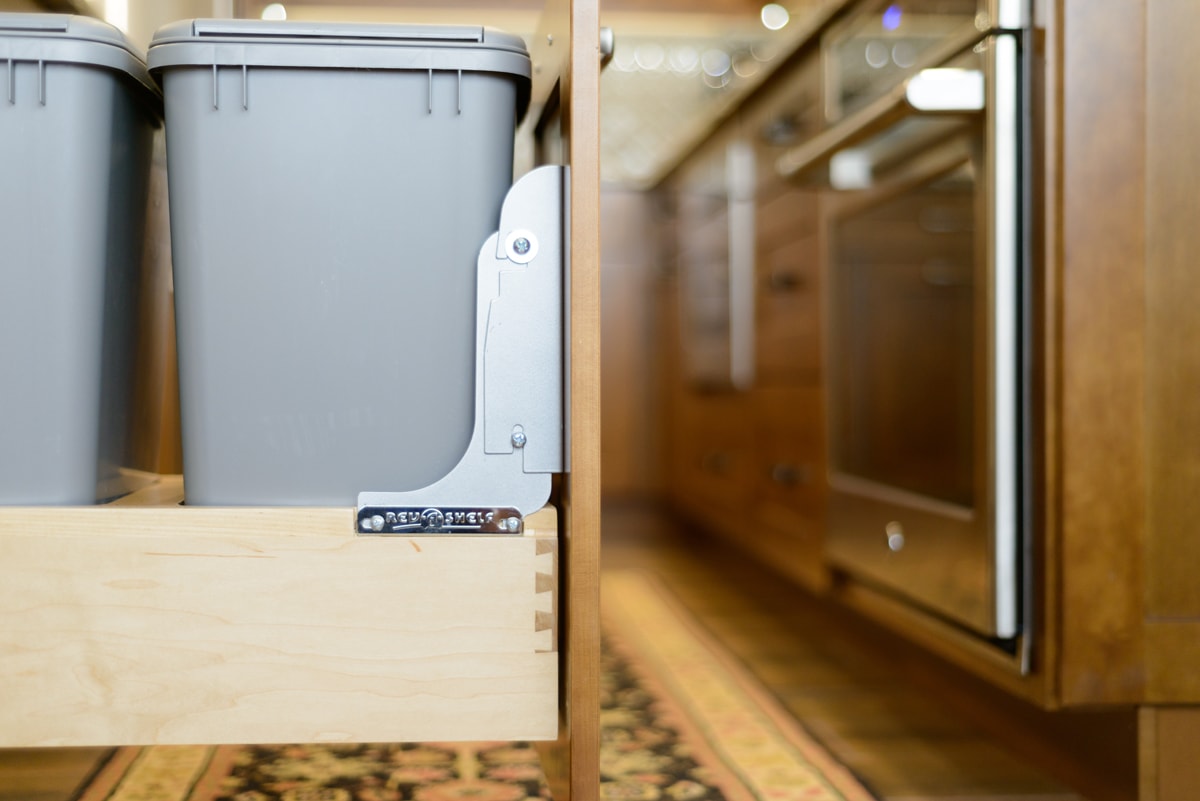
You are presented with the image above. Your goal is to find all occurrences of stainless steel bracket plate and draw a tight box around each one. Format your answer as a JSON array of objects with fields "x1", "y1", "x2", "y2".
[
  {"x1": 356, "y1": 165, "x2": 568, "y2": 534},
  {"x1": 357, "y1": 506, "x2": 523, "y2": 535}
]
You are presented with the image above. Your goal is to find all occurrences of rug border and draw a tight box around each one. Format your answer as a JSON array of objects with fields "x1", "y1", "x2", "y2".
[
  {"x1": 75, "y1": 747, "x2": 140, "y2": 801},
  {"x1": 602, "y1": 622, "x2": 765, "y2": 801}
]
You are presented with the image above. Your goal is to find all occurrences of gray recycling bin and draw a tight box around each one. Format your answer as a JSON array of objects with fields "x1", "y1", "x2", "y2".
[
  {"x1": 0, "y1": 14, "x2": 162, "y2": 504},
  {"x1": 148, "y1": 20, "x2": 532, "y2": 506}
]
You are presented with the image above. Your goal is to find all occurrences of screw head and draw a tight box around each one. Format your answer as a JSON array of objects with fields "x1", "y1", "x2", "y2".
[
  {"x1": 511, "y1": 429, "x2": 528, "y2": 448},
  {"x1": 367, "y1": 515, "x2": 385, "y2": 532},
  {"x1": 505, "y1": 516, "x2": 521, "y2": 532},
  {"x1": 505, "y1": 230, "x2": 538, "y2": 263}
]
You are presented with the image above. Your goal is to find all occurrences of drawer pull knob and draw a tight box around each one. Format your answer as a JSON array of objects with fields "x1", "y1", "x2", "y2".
[
  {"x1": 770, "y1": 463, "x2": 807, "y2": 486},
  {"x1": 767, "y1": 270, "x2": 804, "y2": 293}
]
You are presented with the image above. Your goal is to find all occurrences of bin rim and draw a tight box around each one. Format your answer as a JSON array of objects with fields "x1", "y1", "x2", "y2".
[
  {"x1": 151, "y1": 19, "x2": 528, "y2": 55},
  {"x1": 0, "y1": 13, "x2": 162, "y2": 114},
  {"x1": 148, "y1": 19, "x2": 531, "y2": 122}
]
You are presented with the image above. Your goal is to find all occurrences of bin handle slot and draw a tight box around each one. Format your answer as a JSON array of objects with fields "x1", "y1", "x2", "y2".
[{"x1": 191, "y1": 20, "x2": 485, "y2": 44}]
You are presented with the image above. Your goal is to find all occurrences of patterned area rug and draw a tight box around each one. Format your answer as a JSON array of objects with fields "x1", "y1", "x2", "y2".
[{"x1": 78, "y1": 571, "x2": 874, "y2": 801}]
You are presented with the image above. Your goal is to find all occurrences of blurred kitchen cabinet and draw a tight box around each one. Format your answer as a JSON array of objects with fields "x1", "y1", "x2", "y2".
[
  {"x1": 661, "y1": 116, "x2": 829, "y2": 592},
  {"x1": 755, "y1": 186, "x2": 821, "y2": 384},
  {"x1": 656, "y1": 0, "x2": 1200, "y2": 797}
]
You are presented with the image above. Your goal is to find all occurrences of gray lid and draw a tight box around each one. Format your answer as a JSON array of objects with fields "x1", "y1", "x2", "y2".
[
  {"x1": 0, "y1": 13, "x2": 161, "y2": 106},
  {"x1": 149, "y1": 19, "x2": 531, "y2": 118}
]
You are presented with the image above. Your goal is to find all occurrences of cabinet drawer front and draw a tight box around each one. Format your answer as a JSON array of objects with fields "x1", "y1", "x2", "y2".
[
  {"x1": 672, "y1": 393, "x2": 755, "y2": 511},
  {"x1": 753, "y1": 387, "x2": 826, "y2": 516},
  {"x1": 757, "y1": 236, "x2": 822, "y2": 383}
]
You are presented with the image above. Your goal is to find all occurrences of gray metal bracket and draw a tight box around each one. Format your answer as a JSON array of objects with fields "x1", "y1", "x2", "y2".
[{"x1": 356, "y1": 165, "x2": 568, "y2": 535}]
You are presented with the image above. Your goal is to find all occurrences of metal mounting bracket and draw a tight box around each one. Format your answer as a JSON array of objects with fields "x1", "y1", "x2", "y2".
[{"x1": 356, "y1": 165, "x2": 568, "y2": 535}]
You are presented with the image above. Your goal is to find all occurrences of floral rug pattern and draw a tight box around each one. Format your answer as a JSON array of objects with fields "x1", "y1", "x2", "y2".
[{"x1": 79, "y1": 572, "x2": 874, "y2": 801}]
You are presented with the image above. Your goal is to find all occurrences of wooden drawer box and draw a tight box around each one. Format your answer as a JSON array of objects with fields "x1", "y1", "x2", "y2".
[{"x1": 0, "y1": 477, "x2": 558, "y2": 747}]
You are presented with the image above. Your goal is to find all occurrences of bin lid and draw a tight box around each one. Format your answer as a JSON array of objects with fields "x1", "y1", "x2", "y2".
[
  {"x1": 0, "y1": 13, "x2": 161, "y2": 107},
  {"x1": 149, "y1": 19, "x2": 531, "y2": 120}
]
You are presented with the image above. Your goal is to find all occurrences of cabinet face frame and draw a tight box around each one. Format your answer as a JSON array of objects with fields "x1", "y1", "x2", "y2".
[{"x1": 523, "y1": 1, "x2": 603, "y2": 799}]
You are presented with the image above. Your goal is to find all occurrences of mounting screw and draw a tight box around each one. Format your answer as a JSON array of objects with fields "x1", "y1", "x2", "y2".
[
  {"x1": 511, "y1": 427, "x2": 528, "y2": 449},
  {"x1": 505, "y1": 230, "x2": 538, "y2": 264},
  {"x1": 505, "y1": 517, "x2": 521, "y2": 532},
  {"x1": 364, "y1": 515, "x2": 385, "y2": 533}
]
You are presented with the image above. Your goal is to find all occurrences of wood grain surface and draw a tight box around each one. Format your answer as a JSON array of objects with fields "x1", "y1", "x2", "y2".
[{"x1": 0, "y1": 500, "x2": 558, "y2": 747}]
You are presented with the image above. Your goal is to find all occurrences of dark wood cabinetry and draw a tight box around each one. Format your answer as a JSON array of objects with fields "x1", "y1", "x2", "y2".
[{"x1": 656, "y1": 1, "x2": 1200, "y2": 797}]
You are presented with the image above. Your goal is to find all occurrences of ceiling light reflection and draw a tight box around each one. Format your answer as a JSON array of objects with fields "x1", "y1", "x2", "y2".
[
  {"x1": 760, "y1": 3, "x2": 790, "y2": 31},
  {"x1": 635, "y1": 43, "x2": 665, "y2": 71},
  {"x1": 732, "y1": 55, "x2": 760, "y2": 78},
  {"x1": 751, "y1": 42, "x2": 779, "y2": 62},
  {"x1": 701, "y1": 48, "x2": 731, "y2": 78},
  {"x1": 669, "y1": 46, "x2": 700, "y2": 75}
]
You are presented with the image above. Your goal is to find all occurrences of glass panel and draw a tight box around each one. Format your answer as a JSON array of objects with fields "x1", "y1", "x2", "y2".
[
  {"x1": 825, "y1": 0, "x2": 981, "y2": 120},
  {"x1": 829, "y1": 154, "x2": 978, "y2": 507}
]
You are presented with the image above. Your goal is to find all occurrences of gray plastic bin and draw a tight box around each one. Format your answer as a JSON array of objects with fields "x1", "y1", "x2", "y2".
[
  {"x1": 0, "y1": 14, "x2": 162, "y2": 505},
  {"x1": 148, "y1": 20, "x2": 532, "y2": 506}
]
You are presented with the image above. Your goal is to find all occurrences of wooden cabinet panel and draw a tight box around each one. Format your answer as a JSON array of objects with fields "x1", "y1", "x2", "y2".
[
  {"x1": 1144, "y1": 0, "x2": 1200, "y2": 623},
  {"x1": 752, "y1": 386, "x2": 825, "y2": 519},
  {"x1": 673, "y1": 392, "x2": 756, "y2": 513},
  {"x1": 658, "y1": 0, "x2": 1200, "y2": 795},
  {"x1": 1056, "y1": 0, "x2": 1148, "y2": 707},
  {"x1": 755, "y1": 185, "x2": 821, "y2": 385},
  {"x1": 756, "y1": 235, "x2": 822, "y2": 383},
  {"x1": 757, "y1": 184, "x2": 819, "y2": 245}
]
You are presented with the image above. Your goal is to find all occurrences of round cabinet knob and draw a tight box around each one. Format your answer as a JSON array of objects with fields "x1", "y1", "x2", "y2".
[
  {"x1": 885, "y1": 521, "x2": 905, "y2": 552},
  {"x1": 767, "y1": 269, "x2": 804, "y2": 293}
]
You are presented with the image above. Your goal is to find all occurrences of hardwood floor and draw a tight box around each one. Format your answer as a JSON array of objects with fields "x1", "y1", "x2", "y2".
[
  {"x1": 601, "y1": 501, "x2": 1098, "y2": 801},
  {"x1": 0, "y1": 748, "x2": 111, "y2": 801},
  {"x1": 0, "y1": 500, "x2": 1112, "y2": 801}
]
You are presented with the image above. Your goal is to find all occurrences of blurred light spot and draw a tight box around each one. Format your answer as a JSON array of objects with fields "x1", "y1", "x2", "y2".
[
  {"x1": 669, "y1": 46, "x2": 700, "y2": 74},
  {"x1": 701, "y1": 49, "x2": 731, "y2": 77},
  {"x1": 882, "y1": 4, "x2": 902, "y2": 31},
  {"x1": 751, "y1": 42, "x2": 779, "y2": 62},
  {"x1": 761, "y1": 3, "x2": 790, "y2": 31},
  {"x1": 261, "y1": 3, "x2": 287, "y2": 20},
  {"x1": 613, "y1": 45, "x2": 637, "y2": 71},
  {"x1": 892, "y1": 41, "x2": 917, "y2": 67},
  {"x1": 830, "y1": 149, "x2": 872, "y2": 190},
  {"x1": 865, "y1": 40, "x2": 889, "y2": 68},
  {"x1": 703, "y1": 71, "x2": 732, "y2": 89},
  {"x1": 732, "y1": 54, "x2": 760, "y2": 78},
  {"x1": 635, "y1": 43, "x2": 665, "y2": 71}
]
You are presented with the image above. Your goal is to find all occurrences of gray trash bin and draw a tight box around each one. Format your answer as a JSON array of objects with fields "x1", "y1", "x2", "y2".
[
  {"x1": 0, "y1": 14, "x2": 162, "y2": 505},
  {"x1": 148, "y1": 20, "x2": 531, "y2": 506}
]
